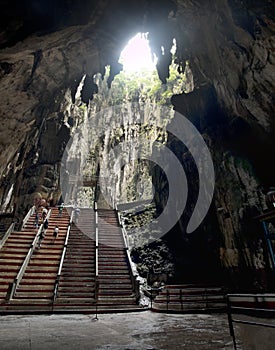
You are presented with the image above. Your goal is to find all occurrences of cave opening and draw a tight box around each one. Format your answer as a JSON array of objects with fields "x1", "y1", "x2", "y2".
[
  {"x1": 119, "y1": 32, "x2": 158, "y2": 73},
  {"x1": 69, "y1": 33, "x2": 190, "y2": 212},
  {"x1": 60, "y1": 34, "x2": 217, "y2": 286}
]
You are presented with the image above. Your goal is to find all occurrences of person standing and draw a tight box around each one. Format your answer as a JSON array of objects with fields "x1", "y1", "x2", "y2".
[
  {"x1": 52, "y1": 226, "x2": 59, "y2": 244},
  {"x1": 74, "y1": 206, "x2": 80, "y2": 223},
  {"x1": 34, "y1": 209, "x2": 39, "y2": 228},
  {"x1": 38, "y1": 218, "x2": 48, "y2": 249},
  {"x1": 58, "y1": 203, "x2": 64, "y2": 217},
  {"x1": 42, "y1": 207, "x2": 48, "y2": 221}
]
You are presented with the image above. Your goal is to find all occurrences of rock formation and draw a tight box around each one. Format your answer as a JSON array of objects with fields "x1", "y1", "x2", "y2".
[{"x1": 0, "y1": 0, "x2": 274, "y2": 290}]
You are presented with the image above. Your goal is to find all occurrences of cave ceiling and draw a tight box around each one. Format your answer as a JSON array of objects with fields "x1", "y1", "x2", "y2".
[
  {"x1": 0, "y1": 0, "x2": 274, "y2": 207},
  {"x1": 0, "y1": 0, "x2": 274, "y2": 281}
]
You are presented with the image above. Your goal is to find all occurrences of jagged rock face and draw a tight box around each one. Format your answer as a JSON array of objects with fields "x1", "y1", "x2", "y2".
[{"x1": 0, "y1": 0, "x2": 274, "y2": 288}]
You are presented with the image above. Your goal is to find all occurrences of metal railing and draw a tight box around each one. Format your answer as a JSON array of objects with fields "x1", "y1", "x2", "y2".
[
  {"x1": 227, "y1": 293, "x2": 275, "y2": 350},
  {"x1": 0, "y1": 222, "x2": 15, "y2": 250},
  {"x1": 116, "y1": 206, "x2": 140, "y2": 302},
  {"x1": 95, "y1": 201, "x2": 99, "y2": 278},
  {"x1": 22, "y1": 206, "x2": 36, "y2": 229},
  {"x1": 94, "y1": 202, "x2": 99, "y2": 316},
  {"x1": 6, "y1": 209, "x2": 52, "y2": 301},
  {"x1": 152, "y1": 286, "x2": 226, "y2": 312},
  {"x1": 52, "y1": 210, "x2": 74, "y2": 303}
]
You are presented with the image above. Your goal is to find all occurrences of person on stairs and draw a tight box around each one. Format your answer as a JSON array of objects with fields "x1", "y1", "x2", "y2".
[
  {"x1": 52, "y1": 226, "x2": 59, "y2": 244},
  {"x1": 42, "y1": 207, "x2": 48, "y2": 221},
  {"x1": 58, "y1": 203, "x2": 64, "y2": 217},
  {"x1": 37, "y1": 217, "x2": 48, "y2": 249},
  {"x1": 34, "y1": 209, "x2": 39, "y2": 229},
  {"x1": 74, "y1": 206, "x2": 80, "y2": 223}
]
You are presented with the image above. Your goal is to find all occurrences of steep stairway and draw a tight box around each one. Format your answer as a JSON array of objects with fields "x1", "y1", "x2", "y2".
[
  {"x1": 97, "y1": 209, "x2": 140, "y2": 311},
  {"x1": 0, "y1": 207, "x2": 70, "y2": 312},
  {"x1": 152, "y1": 284, "x2": 226, "y2": 313},
  {"x1": 0, "y1": 216, "x2": 37, "y2": 304},
  {"x1": 0, "y1": 206, "x2": 142, "y2": 313},
  {"x1": 54, "y1": 208, "x2": 96, "y2": 310}
]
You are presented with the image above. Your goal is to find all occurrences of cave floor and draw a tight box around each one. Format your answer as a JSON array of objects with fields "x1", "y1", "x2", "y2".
[{"x1": 0, "y1": 311, "x2": 242, "y2": 350}]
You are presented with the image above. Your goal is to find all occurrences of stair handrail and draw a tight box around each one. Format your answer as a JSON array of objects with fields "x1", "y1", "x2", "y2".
[
  {"x1": 121, "y1": 225, "x2": 135, "y2": 275},
  {"x1": 94, "y1": 202, "x2": 99, "y2": 312},
  {"x1": 7, "y1": 209, "x2": 52, "y2": 300},
  {"x1": 116, "y1": 205, "x2": 130, "y2": 249},
  {"x1": 95, "y1": 201, "x2": 99, "y2": 278},
  {"x1": 22, "y1": 205, "x2": 36, "y2": 229},
  {"x1": 0, "y1": 222, "x2": 15, "y2": 250},
  {"x1": 116, "y1": 207, "x2": 140, "y2": 301},
  {"x1": 52, "y1": 210, "x2": 74, "y2": 303}
]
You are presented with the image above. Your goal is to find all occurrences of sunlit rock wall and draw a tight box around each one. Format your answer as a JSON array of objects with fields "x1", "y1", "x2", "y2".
[
  {"x1": 61, "y1": 71, "x2": 175, "y2": 208},
  {"x1": 0, "y1": 0, "x2": 274, "y2": 289}
]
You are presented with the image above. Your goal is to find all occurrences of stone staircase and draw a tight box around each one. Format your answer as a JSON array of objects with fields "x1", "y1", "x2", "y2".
[
  {"x1": 152, "y1": 284, "x2": 226, "y2": 313},
  {"x1": 0, "y1": 207, "x2": 70, "y2": 312},
  {"x1": 97, "y1": 209, "x2": 140, "y2": 311},
  {"x1": 54, "y1": 208, "x2": 96, "y2": 310},
  {"x1": 0, "y1": 206, "x2": 141, "y2": 313},
  {"x1": 0, "y1": 218, "x2": 36, "y2": 304},
  {"x1": 1, "y1": 206, "x2": 227, "y2": 315}
]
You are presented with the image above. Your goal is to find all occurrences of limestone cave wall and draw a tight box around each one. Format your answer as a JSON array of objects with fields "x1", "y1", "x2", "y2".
[{"x1": 0, "y1": 0, "x2": 274, "y2": 289}]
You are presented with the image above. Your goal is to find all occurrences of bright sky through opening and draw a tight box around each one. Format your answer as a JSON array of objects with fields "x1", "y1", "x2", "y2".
[{"x1": 119, "y1": 33, "x2": 157, "y2": 72}]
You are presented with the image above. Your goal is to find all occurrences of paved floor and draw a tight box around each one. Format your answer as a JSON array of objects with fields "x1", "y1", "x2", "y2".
[{"x1": 0, "y1": 311, "x2": 241, "y2": 350}]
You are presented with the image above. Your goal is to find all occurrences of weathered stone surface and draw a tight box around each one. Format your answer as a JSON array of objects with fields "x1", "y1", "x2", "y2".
[{"x1": 0, "y1": 0, "x2": 274, "y2": 290}]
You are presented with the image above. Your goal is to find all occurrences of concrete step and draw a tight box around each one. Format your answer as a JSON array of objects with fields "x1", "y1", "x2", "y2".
[
  {"x1": 0, "y1": 259, "x2": 26, "y2": 265},
  {"x1": 59, "y1": 277, "x2": 95, "y2": 283},
  {"x1": 16, "y1": 285, "x2": 54, "y2": 292},
  {"x1": 14, "y1": 292, "x2": 53, "y2": 299},
  {"x1": 0, "y1": 253, "x2": 29, "y2": 259},
  {"x1": 98, "y1": 276, "x2": 131, "y2": 283},
  {"x1": 58, "y1": 291, "x2": 95, "y2": 297},
  {"x1": 97, "y1": 298, "x2": 136, "y2": 304},
  {"x1": 99, "y1": 290, "x2": 133, "y2": 296},
  {"x1": 0, "y1": 277, "x2": 14, "y2": 284},
  {"x1": 62, "y1": 261, "x2": 95, "y2": 266},
  {"x1": 0, "y1": 247, "x2": 30, "y2": 253},
  {"x1": 0, "y1": 266, "x2": 21, "y2": 272},
  {"x1": 8, "y1": 298, "x2": 53, "y2": 305},
  {"x1": 24, "y1": 272, "x2": 57, "y2": 278},
  {"x1": 27, "y1": 261, "x2": 59, "y2": 267},
  {"x1": 98, "y1": 267, "x2": 130, "y2": 272},
  {"x1": 20, "y1": 279, "x2": 56, "y2": 285},
  {"x1": 26, "y1": 266, "x2": 58, "y2": 272}
]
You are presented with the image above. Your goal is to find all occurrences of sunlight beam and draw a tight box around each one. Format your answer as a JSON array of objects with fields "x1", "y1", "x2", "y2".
[{"x1": 119, "y1": 33, "x2": 157, "y2": 73}]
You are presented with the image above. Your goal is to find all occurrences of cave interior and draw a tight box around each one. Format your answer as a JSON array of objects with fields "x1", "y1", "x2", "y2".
[{"x1": 0, "y1": 0, "x2": 275, "y2": 292}]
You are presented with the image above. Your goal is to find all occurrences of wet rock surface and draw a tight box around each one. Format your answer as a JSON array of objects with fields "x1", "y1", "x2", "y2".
[{"x1": 0, "y1": 311, "x2": 241, "y2": 350}]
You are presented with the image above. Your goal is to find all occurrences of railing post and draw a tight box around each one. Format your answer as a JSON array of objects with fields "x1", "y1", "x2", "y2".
[
  {"x1": 226, "y1": 295, "x2": 238, "y2": 350},
  {"x1": 205, "y1": 288, "x2": 209, "y2": 309},
  {"x1": 166, "y1": 289, "x2": 170, "y2": 311},
  {"x1": 180, "y1": 289, "x2": 183, "y2": 311},
  {"x1": 95, "y1": 203, "x2": 99, "y2": 278},
  {"x1": 94, "y1": 276, "x2": 99, "y2": 320},
  {"x1": 94, "y1": 202, "x2": 99, "y2": 319}
]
